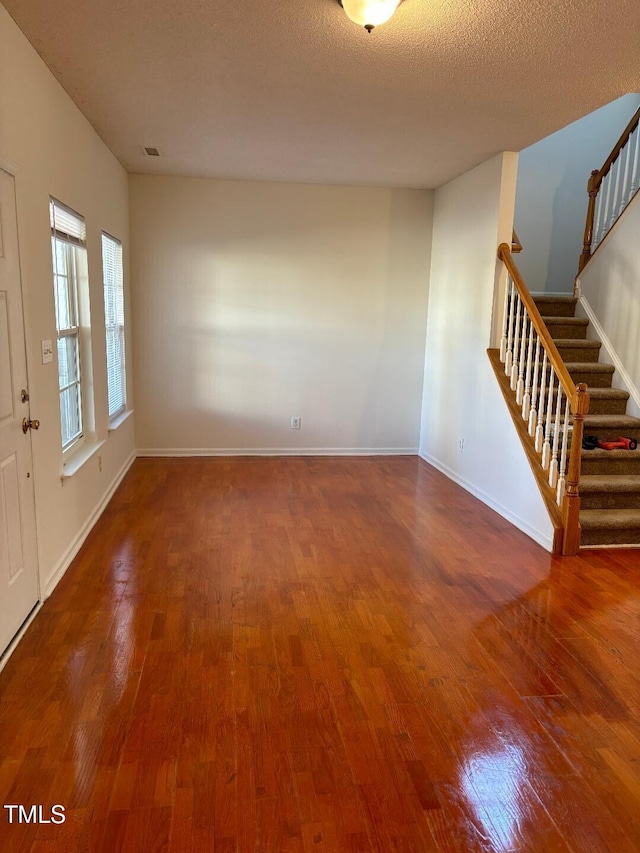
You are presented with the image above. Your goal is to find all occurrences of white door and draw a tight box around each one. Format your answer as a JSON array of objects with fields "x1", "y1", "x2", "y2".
[{"x1": 0, "y1": 168, "x2": 39, "y2": 657}]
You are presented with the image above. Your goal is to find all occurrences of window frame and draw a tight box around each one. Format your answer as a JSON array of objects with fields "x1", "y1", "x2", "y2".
[
  {"x1": 50, "y1": 199, "x2": 88, "y2": 455},
  {"x1": 101, "y1": 231, "x2": 127, "y2": 421}
]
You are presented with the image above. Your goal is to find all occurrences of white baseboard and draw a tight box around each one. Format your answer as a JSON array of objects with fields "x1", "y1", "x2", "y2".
[
  {"x1": 418, "y1": 451, "x2": 554, "y2": 552},
  {"x1": 44, "y1": 451, "x2": 137, "y2": 598},
  {"x1": 136, "y1": 447, "x2": 417, "y2": 457},
  {"x1": 577, "y1": 295, "x2": 640, "y2": 417}
]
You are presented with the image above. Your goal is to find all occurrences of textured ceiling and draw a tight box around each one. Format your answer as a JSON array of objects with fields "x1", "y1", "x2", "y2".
[{"x1": 4, "y1": 0, "x2": 640, "y2": 188}]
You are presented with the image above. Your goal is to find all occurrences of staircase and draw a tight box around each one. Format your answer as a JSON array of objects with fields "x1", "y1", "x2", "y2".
[
  {"x1": 534, "y1": 295, "x2": 640, "y2": 546},
  {"x1": 495, "y1": 106, "x2": 640, "y2": 553}
]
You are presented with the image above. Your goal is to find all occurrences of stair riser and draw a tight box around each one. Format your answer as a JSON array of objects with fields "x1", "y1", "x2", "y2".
[
  {"x1": 547, "y1": 324, "x2": 588, "y2": 340},
  {"x1": 555, "y1": 346, "x2": 601, "y2": 362},
  {"x1": 580, "y1": 493, "x2": 640, "y2": 510},
  {"x1": 581, "y1": 527, "x2": 640, "y2": 546},
  {"x1": 581, "y1": 457, "x2": 640, "y2": 476},
  {"x1": 567, "y1": 370, "x2": 613, "y2": 387},
  {"x1": 534, "y1": 301, "x2": 577, "y2": 318},
  {"x1": 586, "y1": 399, "x2": 629, "y2": 415}
]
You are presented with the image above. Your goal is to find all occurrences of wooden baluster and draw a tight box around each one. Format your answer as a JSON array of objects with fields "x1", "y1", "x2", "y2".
[
  {"x1": 505, "y1": 282, "x2": 517, "y2": 377},
  {"x1": 548, "y1": 384, "x2": 563, "y2": 488},
  {"x1": 556, "y1": 395, "x2": 571, "y2": 505},
  {"x1": 511, "y1": 294, "x2": 522, "y2": 391},
  {"x1": 535, "y1": 350, "x2": 548, "y2": 453},
  {"x1": 578, "y1": 170, "x2": 599, "y2": 272},
  {"x1": 542, "y1": 366, "x2": 555, "y2": 469},
  {"x1": 562, "y1": 384, "x2": 590, "y2": 555},
  {"x1": 516, "y1": 312, "x2": 528, "y2": 405},
  {"x1": 528, "y1": 336, "x2": 541, "y2": 436},
  {"x1": 499, "y1": 274, "x2": 512, "y2": 363}
]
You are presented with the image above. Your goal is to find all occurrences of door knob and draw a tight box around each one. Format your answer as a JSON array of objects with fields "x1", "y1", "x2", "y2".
[{"x1": 22, "y1": 418, "x2": 40, "y2": 434}]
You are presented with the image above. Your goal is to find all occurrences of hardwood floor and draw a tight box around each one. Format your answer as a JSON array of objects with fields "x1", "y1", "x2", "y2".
[{"x1": 1, "y1": 457, "x2": 640, "y2": 852}]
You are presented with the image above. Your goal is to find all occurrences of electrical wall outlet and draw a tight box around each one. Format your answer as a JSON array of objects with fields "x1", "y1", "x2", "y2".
[
  {"x1": 41, "y1": 339, "x2": 53, "y2": 364},
  {"x1": 290, "y1": 416, "x2": 301, "y2": 430},
  {"x1": 458, "y1": 438, "x2": 464, "y2": 453}
]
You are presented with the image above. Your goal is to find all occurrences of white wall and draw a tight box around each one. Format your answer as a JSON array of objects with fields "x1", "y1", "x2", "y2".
[
  {"x1": 0, "y1": 4, "x2": 134, "y2": 592},
  {"x1": 420, "y1": 153, "x2": 555, "y2": 550},
  {"x1": 130, "y1": 176, "x2": 433, "y2": 454},
  {"x1": 578, "y1": 190, "x2": 640, "y2": 418},
  {"x1": 515, "y1": 93, "x2": 640, "y2": 294}
]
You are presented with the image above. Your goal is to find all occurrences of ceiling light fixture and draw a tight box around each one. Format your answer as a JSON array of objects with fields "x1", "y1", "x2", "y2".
[{"x1": 339, "y1": 0, "x2": 403, "y2": 32}]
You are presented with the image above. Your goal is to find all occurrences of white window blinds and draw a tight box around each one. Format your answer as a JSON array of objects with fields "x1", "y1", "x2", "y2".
[
  {"x1": 102, "y1": 233, "x2": 126, "y2": 418},
  {"x1": 50, "y1": 199, "x2": 86, "y2": 245}
]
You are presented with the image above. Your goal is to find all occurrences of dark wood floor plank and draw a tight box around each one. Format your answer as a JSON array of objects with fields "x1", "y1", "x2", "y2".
[{"x1": 1, "y1": 456, "x2": 640, "y2": 851}]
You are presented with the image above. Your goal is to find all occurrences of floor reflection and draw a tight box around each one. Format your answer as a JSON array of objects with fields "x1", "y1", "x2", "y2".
[{"x1": 461, "y1": 742, "x2": 527, "y2": 852}]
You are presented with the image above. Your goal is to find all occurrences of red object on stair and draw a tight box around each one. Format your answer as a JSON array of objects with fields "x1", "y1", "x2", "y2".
[{"x1": 597, "y1": 437, "x2": 638, "y2": 451}]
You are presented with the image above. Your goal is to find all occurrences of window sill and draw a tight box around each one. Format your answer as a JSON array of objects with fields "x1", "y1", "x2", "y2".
[
  {"x1": 61, "y1": 439, "x2": 106, "y2": 481},
  {"x1": 108, "y1": 409, "x2": 134, "y2": 433}
]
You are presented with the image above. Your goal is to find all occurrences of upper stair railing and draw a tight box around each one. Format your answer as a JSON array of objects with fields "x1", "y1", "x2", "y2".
[
  {"x1": 497, "y1": 244, "x2": 589, "y2": 555},
  {"x1": 579, "y1": 106, "x2": 640, "y2": 273},
  {"x1": 511, "y1": 229, "x2": 523, "y2": 254}
]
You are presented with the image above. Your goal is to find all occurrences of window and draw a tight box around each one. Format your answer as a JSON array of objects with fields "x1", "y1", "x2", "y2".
[
  {"x1": 50, "y1": 199, "x2": 88, "y2": 452},
  {"x1": 102, "y1": 233, "x2": 126, "y2": 418}
]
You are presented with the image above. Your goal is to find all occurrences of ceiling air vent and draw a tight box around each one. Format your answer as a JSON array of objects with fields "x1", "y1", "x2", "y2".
[{"x1": 143, "y1": 146, "x2": 161, "y2": 157}]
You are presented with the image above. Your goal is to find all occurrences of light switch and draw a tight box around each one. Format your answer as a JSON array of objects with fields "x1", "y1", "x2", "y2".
[{"x1": 41, "y1": 339, "x2": 53, "y2": 364}]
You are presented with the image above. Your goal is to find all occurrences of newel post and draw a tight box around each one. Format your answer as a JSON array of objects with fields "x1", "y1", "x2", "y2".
[
  {"x1": 578, "y1": 170, "x2": 600, "y2": 274},
  {"x1": 561, "y1": 383, "x2": 589, "y2": 555}
]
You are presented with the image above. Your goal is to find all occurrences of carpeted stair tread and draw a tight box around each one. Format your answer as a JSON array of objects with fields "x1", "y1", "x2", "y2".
[
  {"x1": 580, "y1": 509, "x2": 640, "y2": 530},
  {"x1": 552, "y1": 339, "x2": 601, "y2": 349},
  {"x1": 542, "y1": 316, "x2": 588, "y2": 327},
  {"x1": 580, "y1": 475, "x2": 640, "y2": 492},
  {"x1": 581, "y1": 448, "x2": 639, "y2": 461},
  {"x1": 554, "y1": 340, "x2": 602, "y2": 362},
  {"x1": 586, "y1": 387, "x2": 630, "y2": 414},
  {"x1": 564, "y1": 362, "x2": 614, "y2": 373},
  {"x1": 542, "y1": 317, "x2": 589, "y2": 340},
  {"x1": 580, "y1": 448, "x2": 640, "y2": 477},
  {"x1": 583, "y1": 414, "x2": 640, "y2": 430},
  {"x1": 532, "y1": 361, "x2": 614, "y2": 373},
  {"x1": 587, "y1": 388, "x2": 630, "y2": 401},
  {"x1": 532, "y1": 297, "x2": 578, "y2": 317}
]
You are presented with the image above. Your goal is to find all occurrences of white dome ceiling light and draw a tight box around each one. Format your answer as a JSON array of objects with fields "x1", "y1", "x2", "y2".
[{"x1": 339, "y1": 0, "x2": 403, "y2": 33}]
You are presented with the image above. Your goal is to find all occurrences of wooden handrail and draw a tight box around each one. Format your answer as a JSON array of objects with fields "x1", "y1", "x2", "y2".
[
  {"x1": 578, "y1": 106, "x2": 640, "y2": 273},
  {"x1": 498, "y1": 243, "x2": 579, "y2": 407},
  {"x1": 594, "y1": 106, "x2": 640, "y2": 186},
  {"x1": 511, "y1": 229, "x2": 523, "y2": 253}
]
